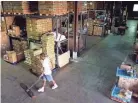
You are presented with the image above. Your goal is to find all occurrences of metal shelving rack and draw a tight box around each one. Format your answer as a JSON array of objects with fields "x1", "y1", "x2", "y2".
[{"x1": 1, "y1": 2, "x2": 70, "y2": 70}]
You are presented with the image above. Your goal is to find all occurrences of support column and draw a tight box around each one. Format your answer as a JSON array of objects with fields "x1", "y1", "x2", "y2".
[{"x1": 73, "y1": 1, "x2": 79, "y2": 59}]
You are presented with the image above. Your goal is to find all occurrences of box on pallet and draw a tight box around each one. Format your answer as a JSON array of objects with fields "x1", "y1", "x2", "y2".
[
  {"x1": 93, "y1": 26, "x2": 103, "y2": 36},
  {"x1": 8, "y1": 25, "x2": 21, "y2": 37},
  {"x1": 27, "y1": 18, "x2": 52, "y2": 40},
  {"x1": 41, "y1": 33, "x2": 55, "y2": 68},
  {"x1": 87, "y1": 18, "x2": 94, "y2": 35},
  {"x1": 5, "y1": 51, "x2": 17, "y2": 63},
  {"x1": 38, "y1": 1, "x2": 68, "y2": 15},
  {"x1": 2, "y1": 1, "x2": 38, "y2": 14},
  {"x1": 24, "y1": 48, "x2": 42, "y2": 65},
  {"x1": 118, "y1": 77, "x2": 138, "y2": 93},
  {"x1": 12, "y1": 39, "x2": 28, "y2": 53}
]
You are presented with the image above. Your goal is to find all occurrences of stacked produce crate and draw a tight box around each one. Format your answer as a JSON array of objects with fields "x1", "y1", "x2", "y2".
[
  {"x1": 12, "y1": 39, "x2": 28, "y2": 53},
  {"x1": 24, "y1": 49, "x2": 33, "y2": 65},
  {"x1": 12, "y1": 1, "x2": 23, "y2": 13},
  {"x1": 41, "y1": 33, "x2": 55, "y2": 69},
  {"x1": 67, "y1": 1, "x2": 74, "y2": 12},
  {"x1": 8, "y1": 25, "x2": 21, "y2": 37},
  {"x1": 87, "y1": 1, "x2": 104, "y2": 10},
  {"x1": 5, "y1": 16, "x2": 15, "y2": 29},
  {"x1": 31, "y1": 55, "x2": 43, "y2": 75},
  {"x1": 2, "y1": 1, "x2": 13, "y2": 13},
  {"x1": 93, "y1": 25, "x2": 103, "y2": 36},
  {"x1": 2, "y1": 1, "x2": 38, "y2": 14},
  {"x1": 38, "y1": 1, "x2": 68, "y2": 15},
  {"x1": 67, "y1": 1, "x2": 87, "y2": 12},
  {"x1": 87, "y1": 18, "x2": 94, "y2": 35},
  {"x1": 26, "y1": 18, "x2": 52, "y2": 40}
]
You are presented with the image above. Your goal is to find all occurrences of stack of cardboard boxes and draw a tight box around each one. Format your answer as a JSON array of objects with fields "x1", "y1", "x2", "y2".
[
  {"x1": 93, "y1": 25, "x2": 103, "y2": 36},
  {"x1": 3, "y1": 38, "x2": 28, "y2": 63},
  {"x1": 87, "y1": 1, "x2": 104, "y2": 10},
  {"x1": 38, "y1": 1, "x2": 67, "y2": 15},
  {"x1": 3, "y1": 51, "x2": 24, "y2": 64},
  {"x1": 67, "y1": 1, "x2": 87, "y2": 12},
  {"x1": 41, "y1": 33, "x2": 55, "y2": 69},
  {"x1": 2, "y1": 1, "x2": 38, "y2": 14},
  {"x1": 2, "y1": 1, "x2": 13, "y2": 13},
  {"x1": 3, "y1": 51, "x2": 17, "y2": 63},
  {"x1": 24, "y1": 49, "x2": 34, "y2": 65},
  {"x1": 67, "y1": 1, "x2": 74, "y2": 12},
  {"x1": 31, "y1": 55, "x2": 43, "y2": 75},
  {"x1": 8, "y1": 25, "x2": 21, "y2": 37},
  {"x1": 26, "y1": 18, "x2": 52, "y2": 40},
  {"x1": 12, "y1": 39, "x2": 28, "y2": 53},
  {"x1": 87, "y1": 18, "x2": 94, "y2": 35}
]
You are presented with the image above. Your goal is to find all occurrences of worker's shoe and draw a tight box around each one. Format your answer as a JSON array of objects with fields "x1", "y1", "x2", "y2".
[
  {"x1": 38, "y1": 87, "x2": 44, "y2": 92},
  {"x1": 52, "y1": 84, "x2": 58, "y2": 89}
]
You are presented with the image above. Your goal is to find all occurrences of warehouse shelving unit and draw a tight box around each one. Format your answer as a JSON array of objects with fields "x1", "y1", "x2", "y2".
[
  {"x1": 1, "y1": 2, "x2": 71, "y2": 72},
  {"x1": 87, "y1": 9, "x2": 108, "y2": 37}
]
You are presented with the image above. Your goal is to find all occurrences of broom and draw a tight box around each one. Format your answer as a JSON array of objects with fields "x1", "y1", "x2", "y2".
[{"x1": 20, "y1": 75, "x2": 42, "y2": 98}]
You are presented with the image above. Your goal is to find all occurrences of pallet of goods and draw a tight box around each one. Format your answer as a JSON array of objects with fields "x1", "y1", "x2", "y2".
[
  {"x1": 2, "y1": 1, "x2": 38, "y2": 14},
  {"x1": 3, "y1": 16, "x2": 15, "y2": 29},
  {"x1": 24, "y1": 48, "x2": 42, "y2": 65},
  {"x1": 31, "y1": 55, "x2": 43, "y2": 76},
  {"x1": 2, "y1": 1, "x2": 13, "y2": 13},
  {"x1": 3, "y1": 51, "x2": 25, "y2": 64},
  {"x1": 111, "y1": 85, "x2": 132, "y2": 103},
  {"x1": 38, "y1": 1, "x2": 67, "y2": 15},
  {"x1": 93, "y1": 24, "x2": 104, "y2": 36},
  {"x1": 8, "y1": 25, "x2": 21, "y2": 37},
  {"x1": 24, "y1": 49, "x2": 34, "y2": 65},
  {"x1": 87, "y1": 18, "x2": 94, "y2": 35},
  {"x1": 117, "y1": 64, "x2": 138, "y2": 98},
  {"x1": 12, "y1": 39, "x2": 28, "y2": 53},
  {"x1": 26, "y1": 18, "x2": 52, "y2": 40},
  {"x1": 87, "y1": 1, "x2": 98, "y2": 10},
  {"x1": 67, "y1": 1, "x2": 87, "y2": 13},
  {"x1": 67, "y1": 1, "x2": 74, "y2": 12},
  {"x1": 41, "y1": 33, "x2": 55, "y2": 69}
]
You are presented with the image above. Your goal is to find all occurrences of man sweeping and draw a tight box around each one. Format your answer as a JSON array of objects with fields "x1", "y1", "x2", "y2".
[{"x1": 38, "y1": 53, "x2": 58, "y2": 92}]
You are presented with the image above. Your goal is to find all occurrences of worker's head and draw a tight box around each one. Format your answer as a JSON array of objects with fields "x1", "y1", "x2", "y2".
[{"x1": 40, "y1": 53, "x2": 48, "y2": 60}]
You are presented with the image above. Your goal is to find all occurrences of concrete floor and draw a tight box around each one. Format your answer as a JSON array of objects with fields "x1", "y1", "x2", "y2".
[{"x1": 1, "y1": 20, "x2": 138, "y2": 103}]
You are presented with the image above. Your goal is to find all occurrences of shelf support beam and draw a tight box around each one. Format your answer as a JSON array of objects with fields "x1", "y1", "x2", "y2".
[{"x1": 73, "y1": 1, "x2": 79, "y2": 59}]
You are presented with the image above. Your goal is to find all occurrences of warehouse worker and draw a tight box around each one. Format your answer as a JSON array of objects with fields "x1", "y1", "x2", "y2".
[{"x1": 38, "y1": 53, "x2": 58, "y2": 92}]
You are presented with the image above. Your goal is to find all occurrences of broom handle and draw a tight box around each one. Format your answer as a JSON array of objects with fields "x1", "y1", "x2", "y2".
[{"x1": 26, "y1": 78, "x2": 41, "y2": 91}]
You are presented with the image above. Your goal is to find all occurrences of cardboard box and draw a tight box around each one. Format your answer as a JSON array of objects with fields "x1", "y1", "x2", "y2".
[{"x1": 6, "y1": 51, "x2": 17, "y2": 63}]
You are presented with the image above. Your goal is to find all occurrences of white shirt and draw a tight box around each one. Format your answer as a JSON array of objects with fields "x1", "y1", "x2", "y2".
[
  {"x1": 42, "y1": 57, "x2": 52, "y2": 75},
  {"x1": 51, "y1": 32, "x2": 66, "y2": 42}
]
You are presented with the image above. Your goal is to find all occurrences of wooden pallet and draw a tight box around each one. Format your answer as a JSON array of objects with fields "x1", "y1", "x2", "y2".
[
  {"x1": 2, "y1": 12, "x2": 13, "y2": 15},
  {"x1": 39, "y1": 12, "x2": 68, "y2": 16},
  {"x1": 13, "y1": 12, "x2": 23, "y2": 15},
  {"x1": 39, "y1": 13, "x2": 55, "y2": 16}
]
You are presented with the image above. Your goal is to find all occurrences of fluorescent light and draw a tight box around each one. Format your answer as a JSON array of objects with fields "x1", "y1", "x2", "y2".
[{"x1": 133, "y1": 4, "x2": 138, "y2": 11}]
